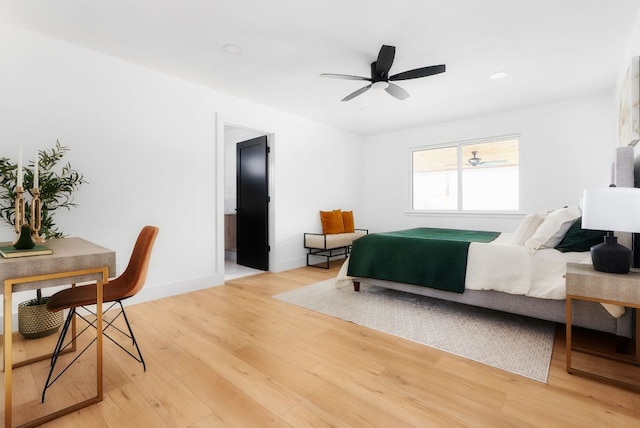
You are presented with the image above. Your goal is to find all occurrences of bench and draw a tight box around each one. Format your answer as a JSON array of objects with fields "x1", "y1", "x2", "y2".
[{"x1": 304, "y1": 229, "x2": 368, "y2": 268}]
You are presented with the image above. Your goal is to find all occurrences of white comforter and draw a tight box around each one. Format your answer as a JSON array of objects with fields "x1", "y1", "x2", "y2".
[{"x1": 465, "y1": 233, "x2": 590, "y2": 299}]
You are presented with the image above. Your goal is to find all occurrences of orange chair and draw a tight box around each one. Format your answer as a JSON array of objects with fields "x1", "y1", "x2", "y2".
[{"x1": 42, "y1": 226, "x2": 159, "y2": 402}]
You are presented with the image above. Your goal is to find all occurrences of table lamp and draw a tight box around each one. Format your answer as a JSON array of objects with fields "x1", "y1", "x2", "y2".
[{"x1": 582, "y1": 187, "x2": 640, "y2": 274}]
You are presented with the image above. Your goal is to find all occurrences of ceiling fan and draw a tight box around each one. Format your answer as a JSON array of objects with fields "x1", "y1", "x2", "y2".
[
  {"x1": 468, "y1": 151, "x2": 507, "y2": 167},
  {"x1": 320, "y1": 45, "x2": 445, "y2": 102}
]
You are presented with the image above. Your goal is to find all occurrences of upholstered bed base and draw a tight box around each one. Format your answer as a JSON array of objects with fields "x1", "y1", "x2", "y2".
[{"x1": 352, "y1": 278, "x2": 632, "y2": 337}]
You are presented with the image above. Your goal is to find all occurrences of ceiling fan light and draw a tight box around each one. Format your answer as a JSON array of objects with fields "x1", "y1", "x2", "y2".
[
  {"x1": 489, "y1": 71, "x2": 507, "y2": 80},
  {"x1": 468, "y1": 151, "x2": 481, "y2": 166},
  {"x1": 371, "y1": 81, "x2": 390, "y2": 90},
  {"x1": 223, "y1": 43, "x2": 242, "y2": 54}
]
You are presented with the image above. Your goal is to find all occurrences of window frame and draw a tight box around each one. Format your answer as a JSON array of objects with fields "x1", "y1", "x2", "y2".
[{"x1": 408, "y1": 135, "x2": 522, "y2": 216}]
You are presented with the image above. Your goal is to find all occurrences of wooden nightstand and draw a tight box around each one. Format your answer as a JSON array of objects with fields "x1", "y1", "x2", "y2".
[{"x1": 565, "y1": 262, "x2": 640, "y2": 390}]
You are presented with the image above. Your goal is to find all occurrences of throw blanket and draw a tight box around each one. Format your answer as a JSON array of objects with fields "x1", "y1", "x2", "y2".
[{"x1": 347, "y1": 228, "x2": 500, "y2": 293}]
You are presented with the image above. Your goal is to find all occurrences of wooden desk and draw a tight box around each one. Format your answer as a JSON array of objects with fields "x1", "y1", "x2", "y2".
[{"x1": 1, "y1": 238, "x2": 115, "y2": 428}]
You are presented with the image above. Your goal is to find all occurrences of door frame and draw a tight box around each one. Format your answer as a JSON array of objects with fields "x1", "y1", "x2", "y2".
[{"x1": 215, "y1": 113, "x2": 275, "y2": 277}]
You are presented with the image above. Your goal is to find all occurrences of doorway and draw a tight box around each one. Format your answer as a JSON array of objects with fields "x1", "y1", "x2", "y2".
[{"x1": 223, "y1": 125, "x2": 270, "y2": 280}]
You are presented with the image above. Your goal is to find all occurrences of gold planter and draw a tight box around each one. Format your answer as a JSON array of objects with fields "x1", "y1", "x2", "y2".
[{"x1": 18, "y1": 298, "x2": 63, "y2": 339}]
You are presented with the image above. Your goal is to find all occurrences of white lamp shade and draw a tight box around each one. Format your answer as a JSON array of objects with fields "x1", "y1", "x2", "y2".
[{"x1": 582, "y1": 187, "x2": 640, "y2": 233}]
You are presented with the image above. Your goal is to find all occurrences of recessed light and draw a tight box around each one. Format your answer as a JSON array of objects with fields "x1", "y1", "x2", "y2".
[
  {"x1": 223, "y1": 43, "x2": 242, "y2": 54},
  {"x1": 489, "y1": 71, "x2": 507, "y2": 80}
]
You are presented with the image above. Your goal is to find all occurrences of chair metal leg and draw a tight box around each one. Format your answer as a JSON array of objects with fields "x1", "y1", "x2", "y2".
[
  {"x1": 101, "y1": 301, "x2": 146, "y2": 371},
  {"x1": 42, "y1": 308, "x2": 75, "y2": 403},
  {"x1": 42, "y1": 308, "x2": 98, "y2": 402},
  {"x1": 50, "y1": 309, "x2": 73, "y2": 364},
  {"x1": 118, "y1": 301, "x2": 146, "y2": 371},
  {"x1": 41, "y1": 300, "x2": 147, "y2": 402}
]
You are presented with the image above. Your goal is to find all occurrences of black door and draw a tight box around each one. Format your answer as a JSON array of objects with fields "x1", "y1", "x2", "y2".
[{"x1": 236, "y1": 136, "x2": 269, "y2": 270}]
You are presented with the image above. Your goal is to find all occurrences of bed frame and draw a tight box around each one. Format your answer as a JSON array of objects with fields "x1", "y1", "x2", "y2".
[{"x1": 352, "y1": 146, "x2": 638, "y2": 338}]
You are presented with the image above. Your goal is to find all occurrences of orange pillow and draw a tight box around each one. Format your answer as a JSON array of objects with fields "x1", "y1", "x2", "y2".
[
  {"x1": 342, "y1": 211, "x2": 355, "y2": 233},
  {"x1": 320, "y1": 210, "x2": 344, "y2": 234}
]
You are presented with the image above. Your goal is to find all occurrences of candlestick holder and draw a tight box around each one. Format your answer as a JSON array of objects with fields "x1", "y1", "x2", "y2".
[
  {"x1": 14, "y1": 186, "x2": 25, "y2": 233},
  {"x1": 12, "y1": 186, "x2": 37, "y2": 249},
  {"x1": 30, "y1": 188, "x2": 44, "y2": 243}
]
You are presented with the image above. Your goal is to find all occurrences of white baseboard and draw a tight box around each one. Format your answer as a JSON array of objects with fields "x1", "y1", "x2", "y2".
[{"x1": 8, "y1": 274, "x2": 225, "y2": 332}]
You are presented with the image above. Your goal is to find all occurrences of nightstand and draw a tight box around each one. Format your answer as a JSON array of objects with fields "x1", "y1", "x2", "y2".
[{"x1": 565, "y1": 262, "x2": 640, "y2": 390}]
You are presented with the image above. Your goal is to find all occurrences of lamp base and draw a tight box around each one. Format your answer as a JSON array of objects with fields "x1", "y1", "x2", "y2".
[{"x1": 590, "y1": 235, "x2": 632, "y2": 274}]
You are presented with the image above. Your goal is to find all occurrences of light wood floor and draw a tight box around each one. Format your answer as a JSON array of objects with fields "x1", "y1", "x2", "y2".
[{"x1": 5, "y1": 261, "x2": 640, "y2": 427}]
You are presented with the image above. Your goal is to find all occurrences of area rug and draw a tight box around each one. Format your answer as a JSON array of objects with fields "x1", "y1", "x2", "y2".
[{"x1": 274, "y1": 279, "x2": 555, "y2": 383}]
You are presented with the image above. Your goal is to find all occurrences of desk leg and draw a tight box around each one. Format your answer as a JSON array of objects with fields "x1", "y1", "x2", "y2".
[
  {"x1": 24, "y1": 277, "x2": 106, "y2": 427},
  {"x1": 96, "y1": 279, "x2": 103, "y2": 401},
  {"x1": 635, "y1": 308, "x2": 640, "y2": 366},
  {"x1": 4, "y1": 267, "x2": 107, "y2": 428},
  {"x1": 4, "y1": 281, "x2": 13, "y2": 428},
  {"x1": 566, "y1": 296, "x2": 573, "y2": 373}
]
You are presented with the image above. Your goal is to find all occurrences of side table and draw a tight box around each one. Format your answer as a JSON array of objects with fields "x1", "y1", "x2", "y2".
[{"x1": 565, "y1": 262, "x2": 640, "y2": 391}]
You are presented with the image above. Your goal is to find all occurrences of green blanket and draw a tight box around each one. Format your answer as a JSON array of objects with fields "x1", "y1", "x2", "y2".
[{"x1": 347, "y1": 228, "x2": 500, "y2": 293}]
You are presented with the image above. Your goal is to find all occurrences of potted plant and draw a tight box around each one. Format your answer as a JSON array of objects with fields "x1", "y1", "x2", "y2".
[{"x1": 0, "y1": 141, "x2": 86, "y2": 338}]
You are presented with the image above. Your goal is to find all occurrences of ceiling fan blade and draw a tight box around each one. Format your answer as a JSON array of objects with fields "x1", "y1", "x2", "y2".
[
  {"x1": 376, "y1": 45, "x2": 396, "y2": 76},
  {"x1": 341, "y1": 84, "x2": 372, "y2": 102},
  {"x1": 390, "y1": 64, "x2": 446, "y2": 81},
  {"x1": 385, "y1": 83, "x2": 410, "y2": 100},
  {"x1": 320, "y1": 73, "x2": 370, "y2": 81}
]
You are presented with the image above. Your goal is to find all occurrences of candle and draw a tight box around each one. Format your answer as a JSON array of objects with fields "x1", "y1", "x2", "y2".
[
  {"x1": 34, "y1": 152, "x2": 39, "y2": 190},
  {"x1": 17, "y1": 146, "x2": 23, "y2": 188}
]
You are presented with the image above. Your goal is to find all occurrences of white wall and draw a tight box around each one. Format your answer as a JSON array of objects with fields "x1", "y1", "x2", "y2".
[
  {"x1": 0, "y1": 22, "x2": 363, "y2": 319},
  {"x1": 614, "y1": 6, "x2": 640, "y2": 147},
  {"x1": 361, "y1": 94, "x2": 614, "y2": 234}
]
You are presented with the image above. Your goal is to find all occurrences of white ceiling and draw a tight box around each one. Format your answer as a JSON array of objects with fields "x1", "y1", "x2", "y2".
[{"x1": 1, "y1": 1, "x2": 639, "y2": 136}]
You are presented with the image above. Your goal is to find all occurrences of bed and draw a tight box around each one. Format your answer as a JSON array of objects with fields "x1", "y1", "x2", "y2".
[{"x1": 341, "y1": 146, "x2": 637, "y2": 338}]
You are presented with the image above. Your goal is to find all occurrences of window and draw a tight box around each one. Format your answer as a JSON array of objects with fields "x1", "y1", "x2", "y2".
[{"x1": 412, "y1": 137, "x2": 519, "y2": 211}]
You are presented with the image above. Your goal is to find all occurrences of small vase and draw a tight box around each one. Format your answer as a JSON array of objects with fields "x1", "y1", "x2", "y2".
[{"x1": 13, "y1": 224, "x2": 36, "y2": 249}]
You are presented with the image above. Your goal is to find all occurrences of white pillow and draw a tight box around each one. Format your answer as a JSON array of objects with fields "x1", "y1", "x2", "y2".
[
  {"x1": 524, "y1": 206, "x2": 581, "y2": 253},
  {"x1": 510, "y1": 212, "x2": 547, "y2": 246}
]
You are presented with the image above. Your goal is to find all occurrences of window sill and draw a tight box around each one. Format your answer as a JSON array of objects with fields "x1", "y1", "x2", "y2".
[{"x1": 404, "y1": 210, "x2": 526, "y2": 220}]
